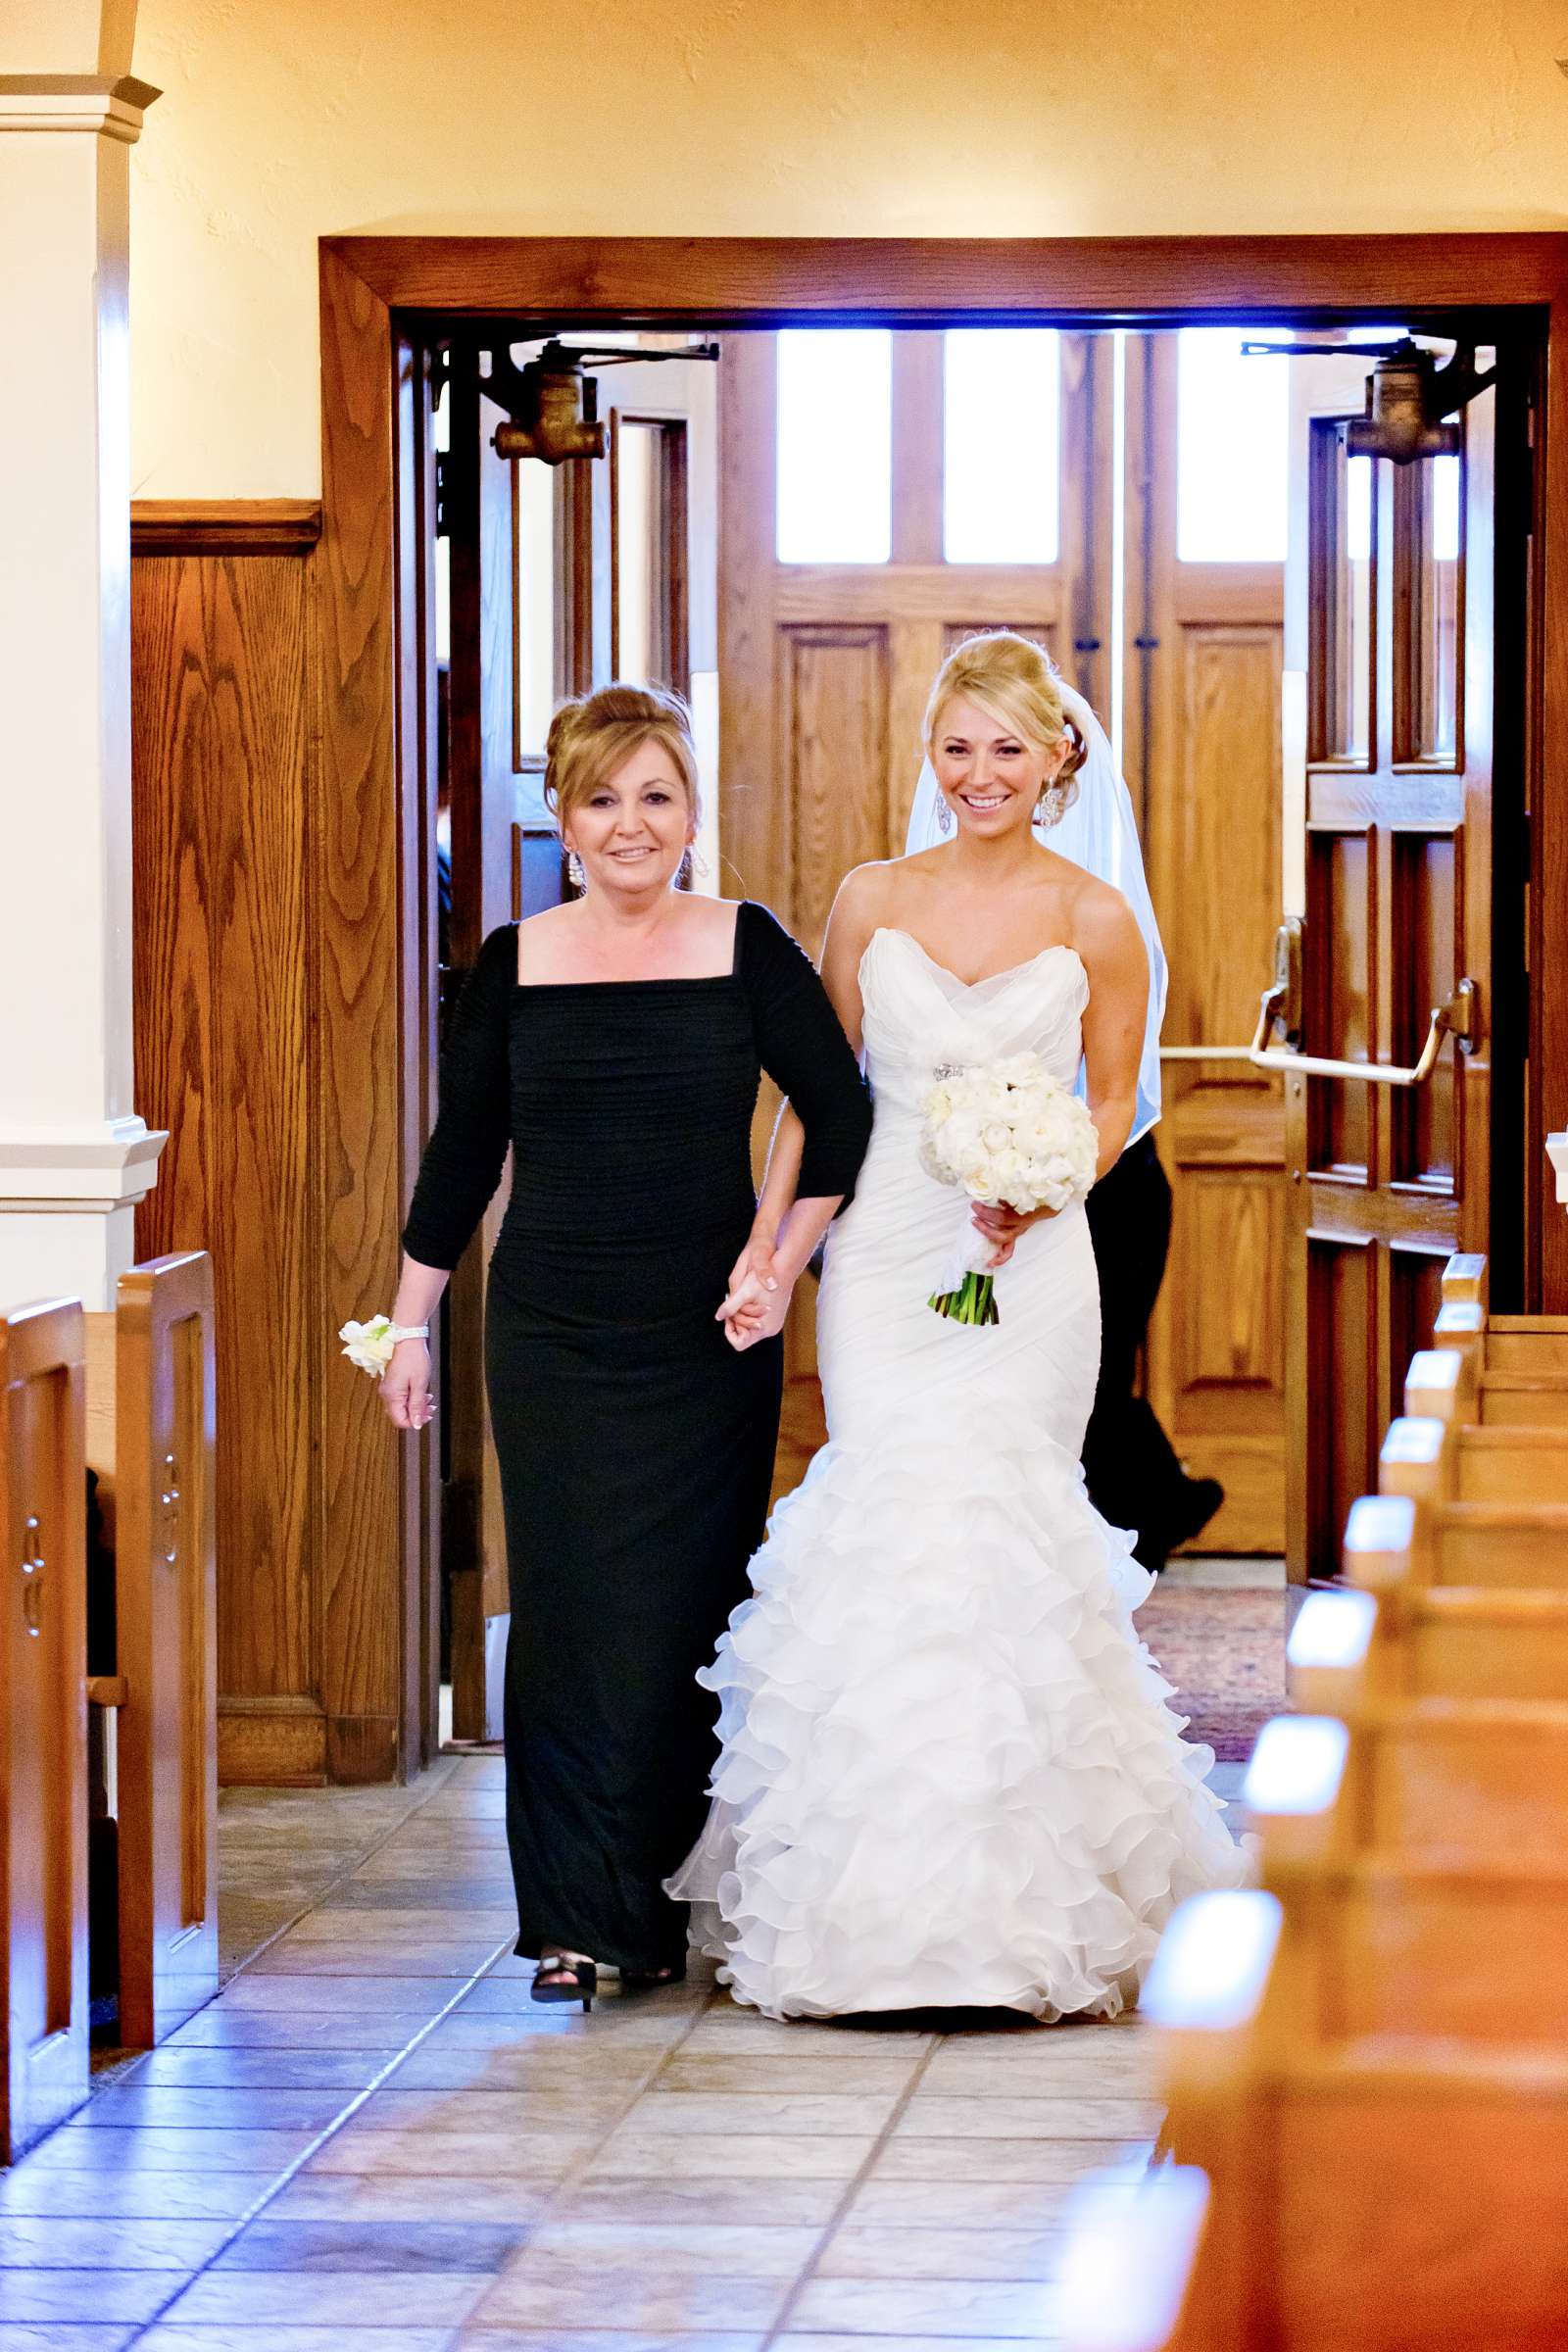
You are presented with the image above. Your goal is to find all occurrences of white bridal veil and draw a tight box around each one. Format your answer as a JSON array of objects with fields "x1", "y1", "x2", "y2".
[{"x1": 903, "y1": 680, "x2": 1167, "y2": 1145}]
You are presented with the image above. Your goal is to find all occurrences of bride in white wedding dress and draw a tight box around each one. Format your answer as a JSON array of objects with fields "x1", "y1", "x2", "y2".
[{"x1": 667, "y1": 631, "x2": 1249, "y2": 2021}]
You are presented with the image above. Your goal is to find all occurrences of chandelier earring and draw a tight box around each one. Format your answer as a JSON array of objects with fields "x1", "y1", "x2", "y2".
[
  {"x1": 936, "y1": 799, "x2": 954, "y2": 835},
  {"x1": 1035, "y1": 774, "x2": 1069, "y2": 830},
  {"x1": 565, "y1": 846, "x2": 586, "y2": 892}
]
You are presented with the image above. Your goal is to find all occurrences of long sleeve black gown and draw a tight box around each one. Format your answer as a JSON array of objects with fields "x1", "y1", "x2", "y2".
[{"x1": 402, "y1": 902, "x2": 871, "y2": 1974}]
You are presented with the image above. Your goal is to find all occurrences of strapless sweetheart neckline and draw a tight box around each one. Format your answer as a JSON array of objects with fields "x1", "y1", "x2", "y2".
[{"x1": 870, "y1": 925, "x2": 1086, "y2": 994}]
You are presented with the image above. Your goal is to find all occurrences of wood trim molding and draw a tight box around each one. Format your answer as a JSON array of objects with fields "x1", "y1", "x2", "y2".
[
  {"x1": 325, "y1": 231, "x2": 1568, "y2": 320},
  {"x1": 131, "y1": 501, "x2": 322, "y2": 556}
]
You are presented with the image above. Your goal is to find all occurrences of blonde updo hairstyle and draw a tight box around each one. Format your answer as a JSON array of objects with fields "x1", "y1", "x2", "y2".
[
  {"x1": 922, "y1": 631, "x2": 1088, "y2": 825},
  {"x1": 545, "y1": 682, "x2": 702, "y2": 842}
]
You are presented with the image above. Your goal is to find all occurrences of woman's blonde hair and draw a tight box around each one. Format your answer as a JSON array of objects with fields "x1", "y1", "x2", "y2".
[
  {"x1": 922, "y1": 631, "x2": 1088, "y2": 818},
  {"x1": 545, "y1": 682, "x2": 701, "y2": 834}
]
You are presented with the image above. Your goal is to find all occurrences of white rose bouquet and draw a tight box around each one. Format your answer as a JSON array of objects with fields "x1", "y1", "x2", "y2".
[{"x1": 919, "y1": 1053, "x2": 1099, "y2": 1325}]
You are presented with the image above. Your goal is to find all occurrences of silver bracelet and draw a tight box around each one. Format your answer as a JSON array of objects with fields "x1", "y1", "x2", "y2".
[{"x1": 386, "y1": 1323, "x2": 429, "y2": 1343}]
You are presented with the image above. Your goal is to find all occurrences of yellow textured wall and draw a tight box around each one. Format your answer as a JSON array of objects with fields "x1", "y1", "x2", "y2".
[{"x1": 130, "y1": 0, "x2": 1568, "y2": 497}]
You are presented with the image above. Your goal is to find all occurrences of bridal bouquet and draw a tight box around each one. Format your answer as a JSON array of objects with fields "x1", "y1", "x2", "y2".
[{"x1": 919, "y1": 1054, "x2": 1099, "y2": 1325}]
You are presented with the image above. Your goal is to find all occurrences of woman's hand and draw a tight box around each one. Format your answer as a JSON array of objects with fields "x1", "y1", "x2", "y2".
[
  {"x1": 727, "y1": 1223, "x2": 780, "y2": 1305},
  {"x1": 381, "y1": 1339, "x2": 436, "y2": 1431},
  {"x1": 970, "y1": 1200, "x2": 1058, "y2": 1270},
  {"x1": 717, "y1": 1268, "x2": 794, "y2": 1351}
]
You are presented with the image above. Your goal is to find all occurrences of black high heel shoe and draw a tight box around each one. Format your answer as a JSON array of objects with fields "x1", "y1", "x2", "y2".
[
  {"x1": 531, "y1": 1953, "x2": 597, "y2": 2010},
  {"x1": 620, "y1": 1960, "x2": 687, "y2": 1990}
]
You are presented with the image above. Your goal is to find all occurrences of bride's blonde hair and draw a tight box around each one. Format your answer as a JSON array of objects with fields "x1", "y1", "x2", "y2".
[{"x1": 922, "y1": 632, "x2": 1088, "y2": 819}]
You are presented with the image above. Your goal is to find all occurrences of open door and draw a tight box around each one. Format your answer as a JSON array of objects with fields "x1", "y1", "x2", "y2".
[
  {"x1": 440, "y1": 333, "x2": 717, "y2": 1738},
  {"x1": 1269, "y1": 340, "x2": 1497, "y2": 1583}
]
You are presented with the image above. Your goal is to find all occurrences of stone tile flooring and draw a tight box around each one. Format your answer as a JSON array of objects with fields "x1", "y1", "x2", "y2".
[{"x1": 0, "y1": 1749, "x2": 1213, "y2": 2349}]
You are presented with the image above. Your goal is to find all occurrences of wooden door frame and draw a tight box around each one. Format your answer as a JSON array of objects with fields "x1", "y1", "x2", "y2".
[{"x1": 318, "y1": 232, "x2": 1568, "y2": 1774}]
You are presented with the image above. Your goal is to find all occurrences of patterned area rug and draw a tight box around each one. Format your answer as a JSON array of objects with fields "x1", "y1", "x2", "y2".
[{"x1": 1137, "y1": 1584, "x2": 1288, "y2": 1763}]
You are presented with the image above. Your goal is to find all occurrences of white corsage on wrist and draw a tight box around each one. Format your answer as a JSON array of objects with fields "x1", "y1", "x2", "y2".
[{"x1": 339, "y1": 1314, "x2": 429, "y2": 1379}]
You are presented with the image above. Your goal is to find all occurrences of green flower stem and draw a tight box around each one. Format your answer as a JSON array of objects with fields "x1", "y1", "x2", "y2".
[{"x1": 927, "y1": 1271, "x2": 1000, "y2": 1326}]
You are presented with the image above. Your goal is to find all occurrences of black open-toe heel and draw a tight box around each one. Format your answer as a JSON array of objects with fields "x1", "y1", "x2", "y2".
[
  {"x1": 532, "y1": 1954, "x2": 597, "y2": 2010},
  {"x1": 620, "y1": 1960, "x2": 687, "y2": 1990}
]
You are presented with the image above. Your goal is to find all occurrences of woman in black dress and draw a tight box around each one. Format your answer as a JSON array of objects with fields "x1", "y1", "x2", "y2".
[{"x1": 378, "y1": 685, "x2": 870, "y2": 2007}]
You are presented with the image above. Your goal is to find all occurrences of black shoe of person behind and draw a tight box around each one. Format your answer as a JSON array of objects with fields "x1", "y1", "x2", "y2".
[{"x1": 1132, "y1": 1475, "x2": 1226, "y2": 1574}]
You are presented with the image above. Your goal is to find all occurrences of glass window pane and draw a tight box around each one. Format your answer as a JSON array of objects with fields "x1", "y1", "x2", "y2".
[
  {"x1": 776, "y1": 329, "x2": 892, "y2": 564},
  {"x1": 944, "y1": 329, "x2": 1059, "y2": 563},
  {"x1": 1398, "y1": 452, "x2": 1461, "y2": 763},
  {"x1": 514, "y1": 455, "x2": 554, "y2": 754},
  {"x1": 1177, "y1": 328, "x2": 1292, "y2": 562},
  {"x1": 1309, "y1": 419, "x2": 1374, "y2": 763},
  {"x1": 615, "y1": 420, "x2": 661, "y2": 687}
]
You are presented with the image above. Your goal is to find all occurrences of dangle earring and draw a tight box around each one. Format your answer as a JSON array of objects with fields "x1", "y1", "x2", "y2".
[
  {"x1": 1035, "y1": 779, "x2": 1068, "y2": 831},
  {"x1": 565, "y1": 848, "x2": 586, "y2": 892},
  {"x1": 936, "y1": 800, "x2": 954, "y2": 835}
]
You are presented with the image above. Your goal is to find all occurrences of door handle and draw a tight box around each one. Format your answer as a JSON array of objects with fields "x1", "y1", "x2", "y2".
[
  {"x1": 1250, "y1": 975, "x2": 1476, "y2": 1087},
  {"x1": 1157, "y1": 917, "x2": 1302, "y2": 1065}
]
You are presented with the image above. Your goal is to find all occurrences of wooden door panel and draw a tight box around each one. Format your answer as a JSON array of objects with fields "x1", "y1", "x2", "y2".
[
  {"x1": 1391, "y1": 829, "x2": 1458, "y2": 1188},
  {"x1": 1306, "y1": 828, "x2": 1374, "y2": 1177},
  {"x1": 1176, "y1": 1172, "x2": 1283, "y2": 1400},
  {"x1": 1175, "y1": 625, "x2": 1284, "y2": 1051},
  {"x1": 781, "y1": 625, "x2": 892, "y2": 956},
  {"x1": 1305, "y1": 1231, "x2": 1378, "y2": 1574}
]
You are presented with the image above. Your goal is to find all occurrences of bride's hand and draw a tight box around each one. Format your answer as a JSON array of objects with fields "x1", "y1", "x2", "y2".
[{"x1": 971, "y1": 1200, "x2": 1057, "y2": 1270}]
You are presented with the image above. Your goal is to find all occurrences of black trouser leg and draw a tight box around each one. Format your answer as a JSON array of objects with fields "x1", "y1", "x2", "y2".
[{"x1": 1083, "y1": 1135, "x2": 1197, "y2": 1570}]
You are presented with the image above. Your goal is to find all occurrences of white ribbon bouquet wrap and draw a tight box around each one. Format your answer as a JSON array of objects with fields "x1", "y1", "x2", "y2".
[{"x1": 919, "y1": 1052, "x2": 1099, "y2": 1325}]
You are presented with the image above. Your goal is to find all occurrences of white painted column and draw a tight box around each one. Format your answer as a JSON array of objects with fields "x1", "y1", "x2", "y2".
[{"x1": 0, "y1": 56, "x2": 166, "y2": 1310}]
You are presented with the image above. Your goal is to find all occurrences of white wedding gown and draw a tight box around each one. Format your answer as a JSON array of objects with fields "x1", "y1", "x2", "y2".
[{"x1": 667, "y1": 925, "x2": 1250, "y2": 2020}]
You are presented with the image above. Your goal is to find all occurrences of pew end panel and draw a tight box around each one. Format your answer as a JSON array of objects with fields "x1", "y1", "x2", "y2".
[
  {"x1": 1, "y1": 1298, "x2": 90, "y2": 2164},
  {"x1": 112, "y1": 1253, "x2": 220, "y2": 2048},
  {"x1": 1142, "y1": 1891, "x2": 1284, "y2": 2349},
  {"x1": 1287, "y1": 1586, "x2": 1380, "y2": 1719},
  {"x1": 1378, "y1": 1415, "x2": 1453, "y2": 1508},
  {"x1": 1440, "y1": 1251, "x2": 1488, "y2": 1308},
  {"x1": 1055, "y1": 2167, "x2": 1212, "y2": 2352}
]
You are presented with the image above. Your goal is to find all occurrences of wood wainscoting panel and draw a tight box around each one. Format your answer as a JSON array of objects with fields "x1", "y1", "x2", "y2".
[{"x1": 130, "y1": 550, "x2": 320, "y2": 1775}]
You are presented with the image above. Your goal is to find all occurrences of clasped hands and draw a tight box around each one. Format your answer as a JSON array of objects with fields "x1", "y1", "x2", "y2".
[
  {"x1": 717, "y1": 1227, "x2": 792, "y2": 1351},
  {"x1": 718, "y1": 1197, "x2": 1057, "y2": 1348}
]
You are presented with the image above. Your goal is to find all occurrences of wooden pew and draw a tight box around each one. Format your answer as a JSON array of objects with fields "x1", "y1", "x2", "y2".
[
  {"x1": 1, "y1": 1298, "x2": 89, "y2": 2164},
  {"x1": 1289, "y1": 1494, "x2": 1568, "y2": 1708},
  {"x1": 1132, "y1": 1886, "x2": 1568, "y2": 2352},
  {"x1": 1377, "y1": 1405, "x2": 1568, "y2": 1588},
  {"x1": 82, "y1": 1253, "x2": 219, "y2": 2049},
  {"x1": 1245, "y1": 1709, "x2": 1568, "y2": 2042},
  {"x1": 1431, "y1": 1252, "x2": 1568, "y2": 1427}
]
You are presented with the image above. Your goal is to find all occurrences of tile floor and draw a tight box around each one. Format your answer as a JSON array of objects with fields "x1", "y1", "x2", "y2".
[{"x1": 0, "y1": 1740, "x2": 1234, "y2": 2350}]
